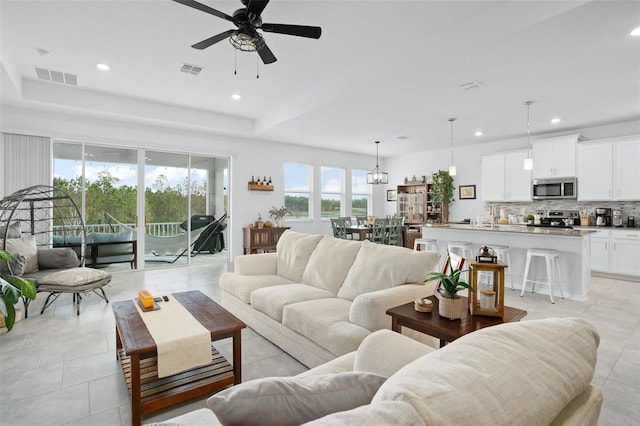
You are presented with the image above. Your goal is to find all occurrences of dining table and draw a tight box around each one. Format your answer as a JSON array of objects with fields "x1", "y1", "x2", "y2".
[{"x1": 345, "y1": 225, "x2": 372, "y2": 240}]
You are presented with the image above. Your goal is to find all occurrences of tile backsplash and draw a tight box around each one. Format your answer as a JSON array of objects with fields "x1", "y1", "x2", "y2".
[{"x1": 486, "y1": 201, "x2": 640, "y2": 225}]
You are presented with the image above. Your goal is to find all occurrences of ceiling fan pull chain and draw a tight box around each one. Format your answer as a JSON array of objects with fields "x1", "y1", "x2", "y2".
[
  {"x1": 234, "y1": 49, "x2": 237, "y2": 75},
  {"x1": 256, "y1": 55, "x2": 260, "y2": 79}
]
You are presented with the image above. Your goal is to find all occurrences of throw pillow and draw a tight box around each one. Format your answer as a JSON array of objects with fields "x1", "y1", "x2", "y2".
[
  {"x1": 37, "y1": 248, "x2": 80, "y2": 269},
  {"x1": 5, "y1": 235, "x2": 39, "y2": 274},
  {"x1": 275, "y1": 230, "x2": 323, "y2": 282},
  {"x1": 0, "y1": 253, "x2": 27, "y2": 276},
  {"x1": 0, "y1": 221, "x2": 22, "y2": 238},
  {"x1": 206, "y1": 372, "x2": 386, "y2": 426}
]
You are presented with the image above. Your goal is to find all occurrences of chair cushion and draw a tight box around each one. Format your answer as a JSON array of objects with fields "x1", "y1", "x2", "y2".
[
  {"x1": 91, "y1": 231, "x2": 134, "y2": 256},
  {"x1": 283, "y1": 298, "x2": 370, "y2": 356},
  {"x1": 276, "y1": 231, "x2": 323, "y2": 282},
  {"x1": 206, "y1": 372, "x2": 386, "y2": 426},
  {"x1": 0, "y1": 253, "x2": 27, "y2": 276},
  {"x1": 251, "y1": 284, "x2": 335, "y2": 322},
  {"x1": 220, "y1": 273, "x2": 295, "y2": 304},
  {"x1": 5, "y1": 235, "x2": 39, "y2": 274},
  {"x1": 36, "y1": 267, "x2": 110, "y2": 287},
  {"x1": 372, "y1": 317, "x2": 599, "y2": 425},
  {"x1": 337, "y1": 240, "x2": 440, "y2": 301},
  {"x1": 37, "y1": 248, "x2": 79, "y2": 269},
  {"x1": 302, "y1": 235, "x2": 361, "y2": 294}
]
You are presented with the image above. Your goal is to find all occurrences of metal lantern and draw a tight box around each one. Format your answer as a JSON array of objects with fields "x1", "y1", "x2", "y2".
[{"x1": 476, "y1": 245, "x2": 497, "y2": 263}]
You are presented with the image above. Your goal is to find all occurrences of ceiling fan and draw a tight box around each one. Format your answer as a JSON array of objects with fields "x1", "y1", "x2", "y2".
[{"x1": 173, "y1": 0, "x2": 322, "y2": 64}]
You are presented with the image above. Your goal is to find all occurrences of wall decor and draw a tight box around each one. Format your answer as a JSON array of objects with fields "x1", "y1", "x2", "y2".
[
  {"x1": 387, "y1": 189, "x2": 397, "y2": 202},
  {"x1": 459, "y1": 185, "x2": 476, "y2": 200}
]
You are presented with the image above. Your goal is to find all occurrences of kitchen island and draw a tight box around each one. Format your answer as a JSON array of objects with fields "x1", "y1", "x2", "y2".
[{"x1": 421, "y1": 224, "x2": 597, "y2": 301}]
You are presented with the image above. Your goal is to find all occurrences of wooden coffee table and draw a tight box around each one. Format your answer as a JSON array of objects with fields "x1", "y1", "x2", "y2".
[
  {"x1": 112, "y1": 290, "x2": 246, "y2": 425},
  {"x1": 386, "y1": 295, "x2": 527, "y2": 348}
]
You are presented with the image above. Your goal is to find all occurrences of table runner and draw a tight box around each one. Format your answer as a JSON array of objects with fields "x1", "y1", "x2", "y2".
[{"x1": 134, "y1": 295, "x2": 212, "y2": 378}]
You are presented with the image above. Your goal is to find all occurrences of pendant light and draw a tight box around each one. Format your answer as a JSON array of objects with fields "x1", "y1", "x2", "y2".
[
  {"x1": 448, "y1": 118, "x2": 457, "y2": 176},
  {"x1": 523, "y1": 101, "x2": 534, "y2": 170},
  {"x1": 367, "y1": 141, "x2": 388, "y2": 184}
]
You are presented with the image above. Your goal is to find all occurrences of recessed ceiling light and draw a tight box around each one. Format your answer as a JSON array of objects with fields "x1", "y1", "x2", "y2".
[
  {"x1": 231, "y1": 94, "x2": 241, "y2": 100},
  {"x1": 630, "y1": 27, "x2": 640, "y2": 36},
  {"x1": 35, "y1": 47, "x2": 50, "y2": 57},
  {"x1": 551, "y1": 117, "x2": 561, "y2": 124},
  {"x1": 474, "y1": 131, "x2": 483, "y2": 136},
  {"x1": 396, "y1": 135, "x2": 410, "y2": 140},
  {"x1": 96, "y1": 63, "x2": 110, "y2": 71}
]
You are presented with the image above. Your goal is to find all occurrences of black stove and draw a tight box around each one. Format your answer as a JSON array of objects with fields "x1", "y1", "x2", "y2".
[{"x1": 530, "y1": 210, "x2": 579, "y2": 229}]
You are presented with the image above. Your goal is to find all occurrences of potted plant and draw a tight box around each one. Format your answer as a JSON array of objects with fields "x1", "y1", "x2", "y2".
[
  {"x1": 0, "y1": 249, "x2": 36, "y2": 331},
  {"x1": 527, "y1": 214, "x2": 535, "y2": 225},
  {"x1": 269, "y1": 205, "x2": 291, "y2": 227},
  {"x1": 430, "y1": 170, "x2": 455, "y2": 222},
  {"x1": 425, "y1": 255, "x2": 474, "y2": 320}
]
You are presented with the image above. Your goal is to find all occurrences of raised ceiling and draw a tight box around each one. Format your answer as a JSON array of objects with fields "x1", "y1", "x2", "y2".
[{"x1": 1, "y1": 0, "x2": 639, "y2": 156}]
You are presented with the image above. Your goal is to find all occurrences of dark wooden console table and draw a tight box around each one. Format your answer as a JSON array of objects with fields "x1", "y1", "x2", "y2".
[{"x1": 242, "y1": 227, "x2": 290, "y2": 254}]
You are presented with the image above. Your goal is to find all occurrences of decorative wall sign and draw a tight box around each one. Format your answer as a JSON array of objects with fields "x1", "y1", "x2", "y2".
[
  {"x1": 387, "y1": 189, "x2": 397, "y2": 202},
  {"x1": 459, "y1": 185, "x2": 476, "y2": 200}
]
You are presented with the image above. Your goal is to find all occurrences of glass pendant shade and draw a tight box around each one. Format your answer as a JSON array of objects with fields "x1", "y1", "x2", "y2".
[
  {"x1": 523, "y1": 157, "x2": 533, "y2": 170},
  {"x1": 523, "y1": 101, "x2": 534, "y2": 170},
  {"x1": 448, "y1": 165, "x2": 457, "y2": 176},
  {"x1": 448, "y1": 118, "x2": 457, "y2": 176},
  {"x1": 367, "y1": 141, "x2": 388, "y2": 184}
]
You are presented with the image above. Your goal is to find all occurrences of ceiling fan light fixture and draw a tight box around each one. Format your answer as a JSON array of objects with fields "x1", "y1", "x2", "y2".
[{"x1": 229, "y1": 32, "x2": 257, "y2": 52}]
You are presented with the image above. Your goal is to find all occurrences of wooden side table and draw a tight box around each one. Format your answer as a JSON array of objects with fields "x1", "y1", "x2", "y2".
[
  {"x1": 242, "y1": 227, "x2": 290, "y2": 254},
  {"x1": 386, "y1": 296, "x2": 527, "y2": 348}
]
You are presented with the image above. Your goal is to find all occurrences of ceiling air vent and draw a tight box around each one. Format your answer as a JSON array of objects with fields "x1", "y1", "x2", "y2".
[
  {"x1": 458, "y1": 80, "x2": 484, "y2": 91},
  {"x1": 180, "y1": 63, "x2": 204, "y2": 75},
  {"x1": 34, "y1": 67, "x2": 77, "y2": 86}
]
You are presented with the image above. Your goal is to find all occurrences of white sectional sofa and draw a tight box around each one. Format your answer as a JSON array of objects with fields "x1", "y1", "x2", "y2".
[
  {"x1": 157, "y1": 317, "x2": 602, "y2": 425},
  {"x1": 219, "y1": 230, "x2": 440, "y2": 367}
]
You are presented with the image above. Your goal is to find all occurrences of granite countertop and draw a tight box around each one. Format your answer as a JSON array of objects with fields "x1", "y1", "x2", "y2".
[{"x1": 423, "y1": 223, "x2": 597, "y2": 237}]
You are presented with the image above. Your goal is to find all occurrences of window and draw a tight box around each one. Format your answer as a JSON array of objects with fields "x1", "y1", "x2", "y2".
[
  {"x1": 284, "y1": 162, "x2": 311, "y2": 220},
  {"x1": 321, "y1": 166, "x2": 343, "y2": 218},
  {"x1": 352, "y1": 169, "x2": 370, "y2": 217}
]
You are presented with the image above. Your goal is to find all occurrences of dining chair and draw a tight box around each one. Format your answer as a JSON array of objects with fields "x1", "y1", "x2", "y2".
[
  {"x1": 330, "y1": 217, "x2": 348, "y2": 239},
  {"x1": 338, "y1": 216, "x2": 354, "y2": 239},
  {"x1": 387, "y1": 217, "x2": 404, "y2": 246},
  {"x1": 371, "y1": 218, "x2": 388, "y2": 244},
  {"x1": 355, "y1": 216, "x2": 368, "y2": 227}
]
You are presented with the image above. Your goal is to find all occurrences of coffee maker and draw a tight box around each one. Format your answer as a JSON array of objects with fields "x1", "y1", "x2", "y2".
[
  {"x1": 612, "y1": 210, "x2": 623, "y2": 227},
  {"x1": 595, "y1": 208, "x2": 612, "y2": 226}
]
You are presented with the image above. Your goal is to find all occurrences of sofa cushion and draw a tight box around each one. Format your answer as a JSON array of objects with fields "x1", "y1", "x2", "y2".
[
  {"x1": 37, "y1": 248, "x2": 79, "y2": 269},
  {"x1": 251, "y1": 284, "x2": 335, "y2": 322},
  {"x1": 372, "y1": 317, "x2": 599, "y2": 425},
  {"x1": 220, "y1": 273, "x2": 295, "y2": 304},
  {"x1": 91, "y1": 231, "x2": 134, "y2": 256},
  {"x1": 276, "y1": 230, "x2": 323, "y2": 282},
  {"x1": 302, "y1": 235, "x2": 361, "y2": 294},
  {"x1": 36, "y1": 267, "x2": 110, "y2": 287},
  {"x1": 5, "y1": 235, "x2": 39, "y2": 274},
  {"x1": 206, "y1": 372, "x2": 386, "y2": 426},
  {"x1": 283, "y1": 298, "x2": 371, "y2": 356},
  {"x1": 337, "y1": 240, "x2": 439, "y2": 301},
  {"x1": 303, "y1": 400, "x2": 426, "y2": 426}
]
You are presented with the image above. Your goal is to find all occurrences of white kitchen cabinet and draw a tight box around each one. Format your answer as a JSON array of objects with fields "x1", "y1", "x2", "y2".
[
  {"x1": 614, "y1": 138, "x2": 640, "y2": 200},
  {"x1": 578, "y1": 135, "x2": 640, "y2": 201},
  {"x1": 532, "y1": 135, "x2": 578, "y2": 178},
  {"x1": 611, "y1": 231, "x2": 640, "y2": 276},
  {"x1": 482, "y1": 150, "x2": 531, "y2": 202},
  {"x1": 578, "y1": 142, "x2": 613, "y2": 200},
  {"x1": 590, "y1": 230, "x2": 610, "y2": 272}
]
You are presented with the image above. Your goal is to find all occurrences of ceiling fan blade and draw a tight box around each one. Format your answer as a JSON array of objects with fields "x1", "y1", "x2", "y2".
[
  {"x1": 246, "y1": 0, "x2": 269, "y2": 17},
  {"x1": 172, "y1": 0, "x2": 234, "y2": 23},
  {"x1": 261, "y1": 23, "x2": 321, "y2": 39},
  {"x1": 256, "y1": 38, "x2": 277, "y2": 64},
  {"x1": 191, "y1": 29, "x2": 236, "y2": 50}
]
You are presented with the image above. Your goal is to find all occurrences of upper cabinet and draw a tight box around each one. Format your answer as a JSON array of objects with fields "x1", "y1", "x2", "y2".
[
  {"x1": 578, "y1": 135, "x2": 640, "y2": 201},
  {"x1": 532, "y1": 135, "x2": 579, "y2": 178},
  {"x1": 482, "y1": 150, "x2": 532, "y2": 202}
]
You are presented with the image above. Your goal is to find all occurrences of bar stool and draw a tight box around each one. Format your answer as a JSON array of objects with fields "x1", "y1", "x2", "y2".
[
  {"x1": 492, "y1": 245, "x2": 513, "y2": 290},
  {"x1": 414, "y1": 238, "x2": 438, "y2": 252},
  {"x1": 448, "y1": 241, "x2": 473, "y2": 281},
  {"x1": 521, "y1": 248, "x2": 564, "y2": 303}
]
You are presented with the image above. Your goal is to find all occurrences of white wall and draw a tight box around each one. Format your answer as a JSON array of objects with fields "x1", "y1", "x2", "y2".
[
  {"x1": 0, "y1": 105, "x2": 384, "y2": 258},
  {"x1": 384, "y1": 119, "x2": 640, "y2": 222}
]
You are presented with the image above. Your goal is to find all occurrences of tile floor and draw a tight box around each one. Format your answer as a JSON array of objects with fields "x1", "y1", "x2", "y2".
[{"x1": 1, "y1": 261, "x2": 638, "y2": 425}]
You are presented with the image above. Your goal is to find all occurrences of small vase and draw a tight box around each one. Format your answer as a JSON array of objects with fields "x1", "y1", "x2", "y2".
[{"x1": 276, "y1": 217, "x2": 283, "y2": 227}]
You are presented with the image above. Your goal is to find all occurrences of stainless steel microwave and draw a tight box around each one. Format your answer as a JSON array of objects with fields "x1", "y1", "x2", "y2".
[{"x1": 532, "y1": 177, "x2": 577, "y2": 200}]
